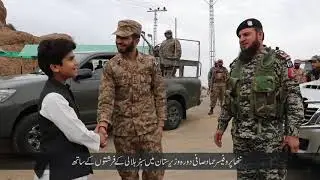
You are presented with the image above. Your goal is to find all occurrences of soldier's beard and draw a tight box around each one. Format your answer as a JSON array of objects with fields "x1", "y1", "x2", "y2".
[
  {"x1": 239, "y1": 39, "x2": 260, "y2": 62},
  {"x1": 117, "y1": 41, "x2": 135, "y2": 54}
]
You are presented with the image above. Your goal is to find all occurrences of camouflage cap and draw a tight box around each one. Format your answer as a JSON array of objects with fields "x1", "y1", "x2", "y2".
[
  {"x1": 311, "y1": 55, "x2": 320, "y2": 61},
  {"x1": 294, "y1": 59, "x2": 301, "y2": 64},
  {"x1": 113, "y1": 19, "x2": 142, "y2": 37},
  {"x1": 164, "y1": 30, "x2": 172, "y2": 34}
]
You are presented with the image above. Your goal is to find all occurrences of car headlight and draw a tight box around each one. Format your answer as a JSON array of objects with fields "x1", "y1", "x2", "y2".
[
  {"x1": 303, "y1": 109, "x2": 320, "y2": 126},
  {"x1": 315, "y1": 113, "x2": 320, "y2": 125},
  {"x1": 0, "y1": 89, "x2": 16, "y2": 103}
]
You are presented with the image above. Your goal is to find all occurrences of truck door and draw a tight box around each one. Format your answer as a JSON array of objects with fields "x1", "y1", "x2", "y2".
[{"x1": 70, "y1": 55, "x2": 109, "y2": 124}]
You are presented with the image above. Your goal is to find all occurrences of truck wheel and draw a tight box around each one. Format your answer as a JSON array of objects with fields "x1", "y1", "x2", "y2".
[
  {"x1": 12, "y1": 112, "x2": 41, "y2": 153},
  {"x1": 164, "y1": 100, "x2": 183, "y2": 130}
]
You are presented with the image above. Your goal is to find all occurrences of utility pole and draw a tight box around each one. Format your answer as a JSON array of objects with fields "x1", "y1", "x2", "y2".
[
  {"x1": 175, "y1": 17, "x2": 177, "y2": 39},
  {"x1": 147, "y1": 7, "x2": 167, "y2": 46},
  {"x1": 204, "y1": 0, "x2": 218, "y2": 67},
  {"x1": 209, "y1": 0, "x2": 215, "y2": 68}
]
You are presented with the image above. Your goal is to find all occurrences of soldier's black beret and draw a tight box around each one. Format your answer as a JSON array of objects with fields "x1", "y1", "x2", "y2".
[{"x1": 236, "y1": 18, "x2": 263, "y2": 37}]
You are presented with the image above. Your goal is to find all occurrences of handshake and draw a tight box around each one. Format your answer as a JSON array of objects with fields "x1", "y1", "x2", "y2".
[{"x1": 94, "y1": 124, "x2": 108, "y2": 148}]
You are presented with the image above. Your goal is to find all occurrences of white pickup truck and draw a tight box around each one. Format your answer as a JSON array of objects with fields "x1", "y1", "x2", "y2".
[{"x1": 297, "y1": 80, "x2": 320, "y2": 164}]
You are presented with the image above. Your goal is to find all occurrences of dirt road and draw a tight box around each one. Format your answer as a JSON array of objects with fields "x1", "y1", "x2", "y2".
[
  {"x1": 91, "y1": 96, "x2": 237, "y2": 180},
  {"x1": 1, "y1": 96, "x2": 319, "y2": 180},
  {"x1": 0, "y1": 97, "x2": 238, "y2": 180}
]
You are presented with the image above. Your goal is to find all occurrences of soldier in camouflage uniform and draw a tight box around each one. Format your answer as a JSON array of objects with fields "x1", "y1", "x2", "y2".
[
  {"x1": 159, "y1": 30, "x2": 182, "y2": 77},
  {"x1": 213, "y1": 18, "x2": 304, "y2": 180},
  {"x1": 96, "y1": 19, "x2": 166, "y2": 180},
  {"x1": 292, "y1": 59, "x2": 307, "y2": 83},
  {"x1": 207, "y1": 59, "x2": 229, "y2": 115},
  {"x1": 159, "y1": 30, "x2": 181, "y2": 60}
]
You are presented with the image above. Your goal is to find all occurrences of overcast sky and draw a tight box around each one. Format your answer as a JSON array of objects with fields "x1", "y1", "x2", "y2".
[{"x1": 3, "y1": 0, "x2": 320, "y2": 86}]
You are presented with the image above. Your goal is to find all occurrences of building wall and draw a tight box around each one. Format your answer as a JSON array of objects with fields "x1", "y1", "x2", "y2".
[{"x1": 0, "y1": 57, "x2": 37, "y2": 76}]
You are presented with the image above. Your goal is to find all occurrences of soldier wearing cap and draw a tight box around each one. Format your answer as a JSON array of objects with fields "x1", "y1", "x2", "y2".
[
  {"x1": 96, "y1": 19, "x2": 166, "y2": 180},
  {"x1": 159, "y1": 30, "x2": 182, "y2": 60},
  {"x1": 306, "y1": 56, "x2": 320, "y2": 82},
  {"x1": 159, "y1": 30, "x2": 182, "y2": 76},
  {"x1": 213, "y1": 18, "x2": 304, "y2": 180},
  {"x1": 292, "y1": 59, "x2": 307, "y2": 83},
  {"x1": 207, "y1": 59, "x2": 228, "y2": 115}
]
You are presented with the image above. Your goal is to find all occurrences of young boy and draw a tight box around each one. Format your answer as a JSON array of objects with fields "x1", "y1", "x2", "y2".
[{"x1": 33, "y1": 38, "x2": 107, "y2": 180}]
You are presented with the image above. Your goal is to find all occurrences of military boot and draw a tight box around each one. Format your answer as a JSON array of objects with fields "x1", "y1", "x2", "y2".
[{"x1": 208, "y1": 108, "x2": 213, "y2": 115}]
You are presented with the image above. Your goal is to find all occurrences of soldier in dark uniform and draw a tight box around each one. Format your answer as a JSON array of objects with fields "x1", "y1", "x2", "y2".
[{"x1": 213, "y1": 18, "x2": 304, "y2": 180}]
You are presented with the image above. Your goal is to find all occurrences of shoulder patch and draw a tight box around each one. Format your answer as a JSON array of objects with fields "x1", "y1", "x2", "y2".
[
  {"x1": 275, "y1": 49, "x2": 291, "y2": 61},
  {"x1": 273, "y1": 49, "x2": 293, "y2": 69},
  {"x1": 286, "y1": 60, "x2": 293, "y2": 68}
]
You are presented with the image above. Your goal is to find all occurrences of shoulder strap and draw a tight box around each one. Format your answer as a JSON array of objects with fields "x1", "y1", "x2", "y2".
[
  {"x1": 230, "y1": 58, "x2": 241, "y2": 77},
  {"x1": 262, "y1": 49, "x2": 276, "y2": 67},
  {"x1": 254, "y1": 49, "x2": 277, "y2": 77}
]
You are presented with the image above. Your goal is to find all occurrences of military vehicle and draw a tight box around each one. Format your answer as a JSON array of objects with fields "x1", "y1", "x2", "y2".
[
  {"x1": 297, "y1": 80, "x2": 320, "y2": 164},
  {"x1": 0, "y1": 34, "x2": 202, "y2": 153}
]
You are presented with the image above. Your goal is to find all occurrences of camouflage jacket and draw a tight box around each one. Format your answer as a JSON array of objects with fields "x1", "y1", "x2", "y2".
[
  {"x1": 97, "y1": 52, "x2": 167, "y2": 136},
  {"x1": 208, "y1": 66, "x2": 228, "y2": 88},
  {"x1": 159, "y1": 38, "x2": 182, "y2": 60},
  {"x1": 217, "y1": 47, "x2": 304, "y2": 140}
]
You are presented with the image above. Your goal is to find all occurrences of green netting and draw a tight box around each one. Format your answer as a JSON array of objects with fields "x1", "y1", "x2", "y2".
[
  {"x1": 0, "y1": 50, "x2": 27, "y2": 58},
  {"x1": 19, "y1": 44, "x2": 150, "y2": 58},
  {"x1": 0, "y1": 44, "x2": 150, "y2": 59}
]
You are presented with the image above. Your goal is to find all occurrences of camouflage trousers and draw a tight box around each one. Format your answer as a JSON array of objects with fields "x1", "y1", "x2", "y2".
[
  {"x1": 233, "y1": 136, "x2": 287, "y2": 180},
  {"x1": 113, "y1": 127, "x2": 164, "y2": 180},
  {"x1": 210, "y1": 84, "x2": 226, "y2": 108}
]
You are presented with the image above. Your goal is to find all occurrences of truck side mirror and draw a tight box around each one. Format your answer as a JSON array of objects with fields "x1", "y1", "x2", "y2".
[{"x1": 74, "y1": 68, "x2": 92, "y2": 81}]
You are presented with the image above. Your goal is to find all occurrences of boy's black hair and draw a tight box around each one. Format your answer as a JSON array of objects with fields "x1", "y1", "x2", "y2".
[{"x1": 37, "y1": 38, "x2": 76, "y2": 78}]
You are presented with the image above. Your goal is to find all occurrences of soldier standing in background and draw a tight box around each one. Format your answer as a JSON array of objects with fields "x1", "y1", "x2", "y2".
[
  {"x1": 159, "y1": 30, "x2": 182, "y2": 76},
  {"x1": 159, "y1": 30, "x2": 181, "y2": 60},
  {"x1": 306, "y1": 57, "x2": 320, "y2": 82},
  {"x1": 207, "y1": 61, "x2": 217, "y2": 91},
  {"x1": 213, "y1": 18, "x2": 304, "y2": 180},
  {"x1": 96, "y1": 19, "x2": 166, "y2": 180},
  {"x1": 292, "y1": 59, "x2": 307, "y2": 83},
  {"x1": 207, "y1": 59, "x2": 228, "y2": 115}
]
